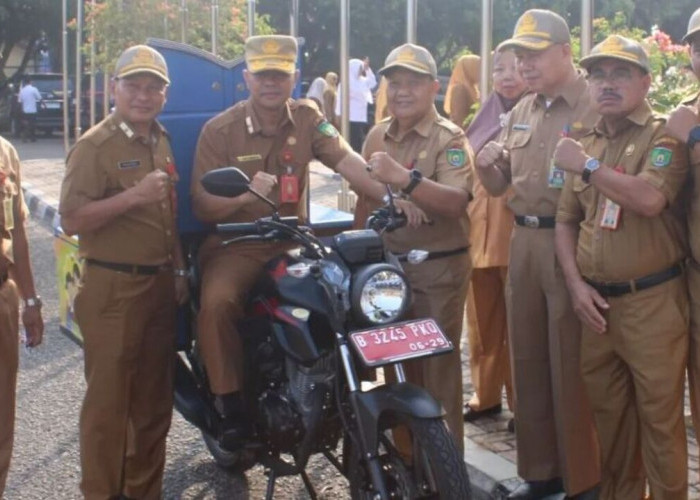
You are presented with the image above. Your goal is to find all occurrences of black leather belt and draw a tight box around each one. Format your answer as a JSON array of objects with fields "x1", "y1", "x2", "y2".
[
  {"x1": 397, "y1": 246, "x2": 469, "y2": 263},
  {"x1": 584, "y1": 263, "x2": 683, "y2": 298},
  {"x1": 86, "y1": 258, "x2": 170, "y2": 275},
  {"x1": 514, "y1": 215, "x2": 556, "y2": 229}
]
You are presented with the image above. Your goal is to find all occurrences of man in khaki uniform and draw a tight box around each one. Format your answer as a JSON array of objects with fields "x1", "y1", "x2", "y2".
[
  {"x1": 555, "y1": 36, "x2": 689, "y2": 500},
  {"x1": 665, "y1": 6, "x2": 700, "y2": 445},
  {"x1": 363, "y1": 43, "x2": 473, "y2": 450},
  {"x1": 59, "y1": 45, "x2": 189, "y2": 499},
  {"x1": 191, "y1": 35, "x2": 387, "y2": 446},
  {"x1": 475, "y1": 9, "x2": 600, "y2": 499},
  {"x1": 0, "y1": 136, "x2": 43, "y2": 495}
]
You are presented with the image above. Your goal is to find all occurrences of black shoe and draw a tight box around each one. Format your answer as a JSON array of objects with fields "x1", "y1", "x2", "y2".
[
  {"x1": 218, "y1": 417, "x2": 249, "y2": 450},
  {"x1": 507, "y1": 478, "x2": 564, "y2": 499},
  {"x1": 463, "y1": 403, "x2": 502, "y2": 422},
  {"x1": 507, "y1": 418, "x2": 515, "y2": 433},
  {"x1": 567, "y1": 484, "x2": 600, "y2": 500}
]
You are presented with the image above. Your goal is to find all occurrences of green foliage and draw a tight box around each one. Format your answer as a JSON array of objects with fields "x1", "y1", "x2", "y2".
[
  {"x1": 0, "y1": 0, "x2": 62, "y2": 87},
  {"x1": 84, "y1": 0, "x2": 273, "y2": 73}
]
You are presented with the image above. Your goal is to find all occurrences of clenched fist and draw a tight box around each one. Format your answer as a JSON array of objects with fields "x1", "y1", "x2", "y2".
[
  {"x1": 248, "y1": 171, "x2": 278, "y2": 199},
  {"x1": 131, "y1": 170, "x2": 170, "y2": 206},
  {"x1": 475, "y1": 141, "x2": 505, "y2": 169},
  {"x1": 552, "y1": 137, "x2": 587, "y2": 174},
  {"x1": 367, "y1": 152, "x2": 410, "y2": 187},
  {"x1": 665, "y1": 104, "x2": 700, "y2": 145}
]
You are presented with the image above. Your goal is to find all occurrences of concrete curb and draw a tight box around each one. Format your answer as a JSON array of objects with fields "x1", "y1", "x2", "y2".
[{"x1": 23, "y1": 182, "x2": 61, "y2": 231}]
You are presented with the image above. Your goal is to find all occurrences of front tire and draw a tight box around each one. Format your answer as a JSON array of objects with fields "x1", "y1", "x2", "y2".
[{"x1": 348, "y1": 415, "x2": 471, "y2": 499}]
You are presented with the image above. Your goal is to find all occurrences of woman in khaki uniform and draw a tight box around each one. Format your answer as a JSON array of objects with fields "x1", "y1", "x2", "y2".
[
  {"x1": 462, "y1": 46, "x2": 527, "y2": 424},
  {"x1": 59, "y1": 45, "x2": 188, "y2": 500},
  {"x1": 444, "y1": 54, "x2": 480, "y2": 129},
  {"x1": 0, "y1": 136, "x2": 43, "y2": 496}
]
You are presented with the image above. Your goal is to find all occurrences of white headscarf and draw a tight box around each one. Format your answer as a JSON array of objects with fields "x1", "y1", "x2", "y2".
[{"x1": 306, "y1": 77, "x2": 328, "y2": 113}]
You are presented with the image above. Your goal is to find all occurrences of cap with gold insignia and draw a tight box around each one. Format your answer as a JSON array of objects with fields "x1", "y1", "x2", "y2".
[
  {"x1": 245, "y1": 35, "x2": 298, "y2": 74},
  {"x1": 683, "y1": 8, "x2": 700, "y2": 43},
  {"x1": 579, "y1": 35, "x2": 650, "y2": 73},
  {"x1": 500, "y1": 9, "x2": 570, "y2": 51},
  {"x1": 379, "y1": 43, "x2": 437, "y2": 79},
  {"x1": 114, "y1": 45, "x2": 170, "y2": 84}
]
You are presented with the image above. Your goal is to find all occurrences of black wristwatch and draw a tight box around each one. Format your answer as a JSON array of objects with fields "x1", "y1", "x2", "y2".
[
  {"x1": 401, "y1": 169, "x2": 423, "y2": 196},
  {"x1": 688, "y1": 125, "x2": 700, "y2": 150}
]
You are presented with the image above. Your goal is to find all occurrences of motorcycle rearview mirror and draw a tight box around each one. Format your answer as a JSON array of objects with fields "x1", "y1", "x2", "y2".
[
  {"x1": 201, "y1": 167, "x2": 250, "y2": 197},
  {"x1": 201, "y1": 167, "x2": 278, "y2": 215}
]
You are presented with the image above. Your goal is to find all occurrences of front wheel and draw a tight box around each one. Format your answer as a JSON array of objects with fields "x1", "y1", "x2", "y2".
[{"x1": 348, "y1": 415, "x2": 471, "y2": 499}]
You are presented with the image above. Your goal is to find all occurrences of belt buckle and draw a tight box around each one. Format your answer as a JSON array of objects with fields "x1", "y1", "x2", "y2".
[{"x1": 523, "y1": 215, "x2": 539, "y2": 229}]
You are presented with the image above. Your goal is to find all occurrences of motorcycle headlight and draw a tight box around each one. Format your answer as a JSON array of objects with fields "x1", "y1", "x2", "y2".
[{"x1": 351, "y1": 264, "x2": 410, "y2": 325}]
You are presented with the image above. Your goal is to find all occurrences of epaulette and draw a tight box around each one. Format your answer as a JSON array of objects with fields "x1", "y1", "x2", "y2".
[
  {"x1": 435, "y1": 115, "x2": 463, "y2": 136},
  {"x1": 80, "y1": 118, "x2": 118, "y2": 147},
  {"x1": 292, "y1": 98, "x2": 320, "y2": 112}
]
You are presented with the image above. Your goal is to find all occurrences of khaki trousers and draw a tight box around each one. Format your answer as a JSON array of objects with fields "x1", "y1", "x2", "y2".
[
  {"x1": 397, "y1": 252, "x2": 471, "y2": 452},
  {"x1": 75, "y1": 265, "x2": 176, "y2": 500},
  {"x1": 582, "y1": 275, "x2": 689, "y2": 500},
  {"x1": 507, "y1": 227, "x2": 600, "y2": 495},
  {"x1": 0, "y1": 279, "x2": 19, "y2": 495},
  {"x1": 197, "y1": 240, "x2": 292, "y2": 395},
  {"x1": 687, "y1": 262, "x2": 700, "y2": 439},
  {"x1": 465, "y1": 266, "x2": 513, "y2": 411}
]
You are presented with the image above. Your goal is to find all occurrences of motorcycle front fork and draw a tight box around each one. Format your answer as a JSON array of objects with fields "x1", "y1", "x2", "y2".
[{"x1": 337, "y1": 333, "x2": 406, "y2": 500}]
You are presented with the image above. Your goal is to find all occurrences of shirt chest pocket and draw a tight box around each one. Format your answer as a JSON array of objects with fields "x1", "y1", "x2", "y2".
[{"x1": 507, "y1": 130, "x2": 532, "y2": 151}]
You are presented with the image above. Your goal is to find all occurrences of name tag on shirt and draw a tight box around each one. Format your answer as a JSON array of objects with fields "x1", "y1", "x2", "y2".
[
  {"x1": 236, "y1": 154, "x2": 263, "y2": 162},
  {"x1": 118, "y1": 160, "x2": 141, "y2": 170},
  {"x1": 512, "y1": 124, "x2": 530, "y2": 131}
]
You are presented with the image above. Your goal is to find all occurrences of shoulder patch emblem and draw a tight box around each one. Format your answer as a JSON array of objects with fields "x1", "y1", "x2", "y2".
[
  {"x1": 446, "y1": 148, "x2": 466, "y2": 168},
  {"x1": 650, "y1": 147, "x2": 672, "y2": 168},
  {"x1": 318, "y1": 121, "x2": 339, "y2": 138}
]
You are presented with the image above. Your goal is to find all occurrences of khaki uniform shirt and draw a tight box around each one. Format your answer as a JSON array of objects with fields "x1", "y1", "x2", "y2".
[
  {"x1": 59, "y1": 114, "x2": 178, "y2": 265},
  {"x1": 556, "y1": 102, "x2": 688, "y2": 281},
  {"x1": 191, "y1": 98, "x2": 353, "y2": 225},
  {"x1": 500, "y1": 72, "x2": 598, "y2": 216},
  {"x1": 363, "y1": 106, "x2": 473, "y2": 254},
  {"x1": 683, "y1": 92, "x2": 700, "y2": 263},
  {"x1": 0, "y1": 136, "x2": 27, "y2": 269}
]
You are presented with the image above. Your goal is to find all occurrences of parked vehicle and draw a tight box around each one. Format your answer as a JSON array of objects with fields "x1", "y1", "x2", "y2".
[
  {"x1": 11, "y1": 73, "x2": 74, "y2": 137},
  {"x1": 173, "y1": 166, "x2": 472, "y2": 500}
]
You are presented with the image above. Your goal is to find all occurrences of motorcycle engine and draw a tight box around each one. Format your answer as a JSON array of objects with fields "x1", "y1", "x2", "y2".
[{"x1": 286, "y1": 353, "x2": 335, "y2": 429}]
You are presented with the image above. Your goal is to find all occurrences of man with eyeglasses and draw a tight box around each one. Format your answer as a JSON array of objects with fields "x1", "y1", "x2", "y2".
[
  {"x1": 59, "y1": 44, "x2": 189, "y2": 499},
  {"x1": 191, "y1": 35, "x2": 387, "y2": 449},
  {"x1": 554, "y1": 35, "x2": 689, "y2": 499},
  {"x1": 665, "y1": 6, "x2": 700, "y2": 450},
  {"x1": 475, "y1": 9, "x2": 600, "y2": 499}
]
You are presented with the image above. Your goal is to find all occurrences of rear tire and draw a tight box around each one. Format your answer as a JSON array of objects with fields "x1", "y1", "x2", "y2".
[
  {"x1": 348, "y1": 415, "x2": 471, "y2": 499},
  {"x1": 201, "y1": 430, "x2": 256, "y2": 473}
]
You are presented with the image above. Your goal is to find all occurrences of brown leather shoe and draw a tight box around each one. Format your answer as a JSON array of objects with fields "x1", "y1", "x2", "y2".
[{"x1": 463, "y1": 403, "x2": 502, "y2": 422}]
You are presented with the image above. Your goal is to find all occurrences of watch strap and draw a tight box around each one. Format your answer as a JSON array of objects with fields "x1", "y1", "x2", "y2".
[{"x1": 401, "y1": 170, "x2": 422, "y2": 196}]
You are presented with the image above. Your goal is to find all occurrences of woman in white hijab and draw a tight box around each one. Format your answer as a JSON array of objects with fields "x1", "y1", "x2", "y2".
[
  {"x1": 306, "y1": 76, "x2": 328, "y2": 114},
  {"x1": 335, "y1": 58, "x2": 376, "y2": 152}
]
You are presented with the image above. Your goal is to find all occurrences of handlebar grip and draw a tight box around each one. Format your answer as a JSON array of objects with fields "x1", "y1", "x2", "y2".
[{"x1": 216, "y1": 222, "x2": 258, "y2": 234}]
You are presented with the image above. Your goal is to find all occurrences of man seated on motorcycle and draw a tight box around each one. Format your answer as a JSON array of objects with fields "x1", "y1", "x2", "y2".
[
  {"x1": 190, "y1": 35, "x2": 388, "y2": 447},
  {"x1": 362, "y1": 43, "x2": 474, "y2": 451}
]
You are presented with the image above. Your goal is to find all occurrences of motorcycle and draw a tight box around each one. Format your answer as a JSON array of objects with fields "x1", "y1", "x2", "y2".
[{"x1": 173, "y1": 166, "x2": 471, "y2": 499}]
